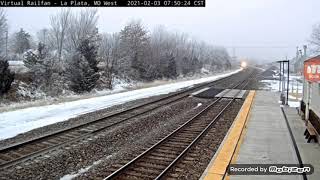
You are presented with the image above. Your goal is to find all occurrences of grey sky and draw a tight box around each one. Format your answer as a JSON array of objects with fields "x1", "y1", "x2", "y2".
[{"x1": 4, "y1": 0, "x2": 320, "y2": 62}]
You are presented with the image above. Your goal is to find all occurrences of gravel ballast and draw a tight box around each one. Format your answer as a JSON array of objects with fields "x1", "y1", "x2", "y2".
[{"x1": 0, "y1": 97, "x2": 212, "y2": 179}]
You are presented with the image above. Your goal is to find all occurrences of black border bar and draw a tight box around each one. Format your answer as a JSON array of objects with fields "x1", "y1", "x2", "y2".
[{"x1": 0, "y1": 0, "x2": 205, "y2": 7}]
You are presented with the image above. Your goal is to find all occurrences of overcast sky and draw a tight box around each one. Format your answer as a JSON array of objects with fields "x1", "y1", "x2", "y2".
[{"x1": 4, "y1": 0, "x2": 320, "y2": 62}]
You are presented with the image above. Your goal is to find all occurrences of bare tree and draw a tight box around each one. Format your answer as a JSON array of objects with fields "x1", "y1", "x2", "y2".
[
  {"x1": 120, "y1": 20, "x2": 150, "y2": 57},
  {"x1": 148, "y1": 27, "x2": 231, "y2": 77},
  {"x1": 49, "y1": 9, "x2": 71, "y2": 61},
  {"x1": 37, "y1": 28, "x2": 49, "y2": 45},
  {"x1": 310, "y1": 23, "x2": 320, "y2": 53},
  {"x1": 0, "y1": 8, "x2": 8, "y2": 56},
  {"x1": 99, "y1": 33, "x2": 120, "y2": 88},
  {"x1": 148, "y1": 26, "x2": 179, "y2": 79},
  {"x1": 65, "y1": 8, "x2": 99, "y2": 54}
]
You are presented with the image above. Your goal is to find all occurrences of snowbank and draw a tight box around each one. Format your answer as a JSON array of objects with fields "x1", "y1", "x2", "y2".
[
  {"x1": 8, "y1": 60, "x2": 28, "y2": 73},
  {"x1": 0, "y1": 69, "x2": 242, "y2": 140},
  {"x1": 8, "y1": 61, "x2": 24, "y2": 66}
]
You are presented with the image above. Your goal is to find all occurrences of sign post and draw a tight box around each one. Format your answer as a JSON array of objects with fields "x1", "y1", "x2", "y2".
[{"x1": 277, "y1": 60, "x2": 289, "y2": 105}]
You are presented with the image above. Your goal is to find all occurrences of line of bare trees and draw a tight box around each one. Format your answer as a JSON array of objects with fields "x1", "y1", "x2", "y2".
[
  {"x1": 1, "y1": 8, "x2": 232, "y2": 96},
  {"x1": 310, "y1": 23, "x2": 320, "y2": 54}
]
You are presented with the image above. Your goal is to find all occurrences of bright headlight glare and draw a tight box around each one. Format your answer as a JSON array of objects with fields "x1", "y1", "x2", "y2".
[{"x1": 241, "y1": 62, "x2": 247, "y2": 68}]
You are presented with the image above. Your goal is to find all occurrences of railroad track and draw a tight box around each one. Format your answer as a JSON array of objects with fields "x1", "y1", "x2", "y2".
[
  {"x1": 104, "y1": 76, "x2": 252, "y2": 180},
  {"x1": 0, "y1": 69, "x2": 252, "y2": 170}
]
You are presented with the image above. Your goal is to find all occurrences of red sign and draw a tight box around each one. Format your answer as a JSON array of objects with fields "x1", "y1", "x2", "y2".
[{"x1": 304, "y1": 61, "x2": 320, "y2": 82}]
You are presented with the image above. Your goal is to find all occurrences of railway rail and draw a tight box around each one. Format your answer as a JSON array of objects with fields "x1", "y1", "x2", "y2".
[
  {"x1": 104, "y1": 75, "x2": 252, "y2": 179},
  {"x1": 0, "y1": 69, "x2": 252, "y2": 170}
]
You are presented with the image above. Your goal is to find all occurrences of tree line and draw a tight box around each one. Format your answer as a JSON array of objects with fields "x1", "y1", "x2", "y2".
[{"x1": 0, "y1": 8, "x2": 232, "y2": 97}]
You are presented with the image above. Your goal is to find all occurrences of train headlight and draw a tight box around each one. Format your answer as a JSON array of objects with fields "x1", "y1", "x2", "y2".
[{"x1": 241, "y1": 61, "x2": 247, "y2": 68}]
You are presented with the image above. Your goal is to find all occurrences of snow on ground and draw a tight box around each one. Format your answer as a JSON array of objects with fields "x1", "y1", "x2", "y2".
[
  {"x1": 8, "y1": 61, "x2": 24, "y2": 66},
  {"x1": 60, "y1": 154, "x2": 113, "y2": 180},
  {"x1": 254, "y1": 66, "x2": 265, "y2": 71},
  {"x1": 0, "y1": 78, "x2": 132, "y2": 113},
  {"x1": 8, "y1": 60, "x2": 28, "y2": 73},
  {"x1": 260, "y1": 80, "x2": 280, "y2": 91},
  {"x1": 60, "y1": 159, "x2": 103, "y2": 180},
  {"x1": 193, "y1": 103, "x2": 202, "y2": 109},
  {"x1": 261, "y1": 74, "x2": 303, "y2": 108},
  {"x1": 288, "y1": 101, "x2": 300, "y2": 108},
  {"x1": 0, "y1": 69, "x2": 242, "y2": 140}
]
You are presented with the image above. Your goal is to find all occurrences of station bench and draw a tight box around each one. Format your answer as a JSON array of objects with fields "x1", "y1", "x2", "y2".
[{"x1": 304, "y1": 122, "x2": 318, "y2": 143}]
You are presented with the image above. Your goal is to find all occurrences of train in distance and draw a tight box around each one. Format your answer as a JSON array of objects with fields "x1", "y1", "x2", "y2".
[{"x1": 241, "y1": 61, "x2": 248, "y2": 68}]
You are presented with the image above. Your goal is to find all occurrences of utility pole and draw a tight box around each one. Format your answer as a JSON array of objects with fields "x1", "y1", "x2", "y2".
[
  {"x1": 279, "y1": 62, "x2": 282, "y2": 92},
  {"x1": 282, "y1": 61, "x2": 285, "y2": 93},
  {"x1": 306, "y1": 81, "x2": 311, "y2": 121},
  {"x1": 286, "y1": 59, "x2": 290, "y2": 105},
  {"x1": 277, "y1": 60, "x2": 289, "y2": 105}
]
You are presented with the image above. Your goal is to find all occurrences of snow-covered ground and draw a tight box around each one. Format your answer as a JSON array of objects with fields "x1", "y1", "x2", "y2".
[
  {"x1": 0, "y1": 78, "x2": 133, "y2": 113},
  {"x1": 8, "y1": 60, "x2": 28, "y2": 73},
  {"x1": 60, "y1": 160, "x2": 103, "y2": 180},
  {"x1": 260, "y1": 74, "x2": 303, "y2": 108},
  {"x1": 59, "y1": 154, "x2": 113, "y2": 180},
  {"x1": 0, "y1": 69, "x2": 242, "y2": 140}
]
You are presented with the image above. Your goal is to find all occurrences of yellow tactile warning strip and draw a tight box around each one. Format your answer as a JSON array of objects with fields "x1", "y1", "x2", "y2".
[{"x1": 203, "y1": 90, "x2": 256, "y2": 180}]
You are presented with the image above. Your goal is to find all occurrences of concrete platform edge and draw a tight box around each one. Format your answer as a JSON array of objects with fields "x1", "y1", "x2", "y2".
[{"x1": 200, "y1": 90, "x2": 256, "y2": 180}]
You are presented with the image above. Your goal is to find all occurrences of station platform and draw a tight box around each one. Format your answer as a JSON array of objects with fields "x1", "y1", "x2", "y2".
[{"x1": 201, "y1": 91, "x2": 320, "y2": 180}]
